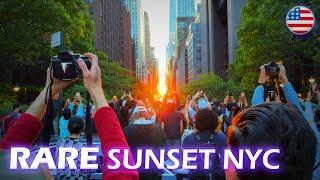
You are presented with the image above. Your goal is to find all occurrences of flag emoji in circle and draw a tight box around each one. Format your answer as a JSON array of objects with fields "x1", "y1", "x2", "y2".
[{"x1": 286, "y1": 6, "x2": 315, "y2": 35}]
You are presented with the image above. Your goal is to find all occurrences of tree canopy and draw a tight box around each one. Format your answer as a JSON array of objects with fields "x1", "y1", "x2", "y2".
[
  {"x1": 229, "y1": 0, "x2": 320, "y2": 90},
  {"x1": 0, "y1": 0, "x2": 93, "y2": 66},
  {"x1": 0, "y1": 0, "x2": 138, "y2": 113},
  {"x1": 181, "y1": 74, "x2": 249, "y2": 101}
]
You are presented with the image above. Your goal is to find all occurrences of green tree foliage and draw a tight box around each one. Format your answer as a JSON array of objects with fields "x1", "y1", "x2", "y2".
[
  {"x1": 181, "y1": 74, "x2": 249, "y2": 101},
  {"x1": 229, "y1": 0, "x2": 320, "y2": 89},
  {"x1": 0, "y1": 0, "x2": 93, "y2": 67},
  {"x1": 0, "y1": 0, "x2": 94, "y2": 112},
  {"x1": 0, "y1": 0, "x2": 137, "y2": 111}
]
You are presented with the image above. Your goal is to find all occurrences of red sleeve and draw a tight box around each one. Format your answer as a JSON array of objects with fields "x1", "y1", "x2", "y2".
[
  {"x1": 0, "y1": 113, "x2": 43, "y2": 149},
  {"x1": 93, "y1": 107, "x2": 139, "y2": 180}
]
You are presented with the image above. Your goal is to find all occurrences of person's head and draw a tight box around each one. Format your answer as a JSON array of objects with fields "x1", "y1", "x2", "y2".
[
  {"x1": 62, "y1": 108, "x2": 71, "y2": 120},
  {"x1": 12, "y1": 103, "x2": 21, "y2": 112},
  {"x1": 62, "y1": 99, "x2": 70, "y2": 109},
  {"x1": 166, "y1": 99, "x2": 176, "y2": 112},
  {"x1": 227, "y1": 102, "x2": 238, "y2": 112},
  {"x1": 112, "y1": 96, "x2": 118, "y2": 103},
  {"x1": 68, "y1": 116, "x2": 84, "y2": 136},
  {"x1": 194, "y1": 109, "x2": 218, "y2": 132},
  {"x1": 227, "y1": 103, "x2": 317, "y2": 180},
  {"x1": 230, "y1": 104, "x2": 241, "y2": 119},
  {"x1": 125, "y1": 100, "x2": 137, "y2": 111},
  {"x1": 132, "y1": 106, "x2": 149, "y2": 121},
  {"x1": 74, "y1": 99, "x2": 80, "y2": 107},
  {"x1": 74, "y1": 92, "x2": 81, "y2": 101}
]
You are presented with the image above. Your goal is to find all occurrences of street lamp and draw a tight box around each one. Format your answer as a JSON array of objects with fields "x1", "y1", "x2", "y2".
[
  {"x1": 13, "y1": 86, "x2": 20, "y2": 92},
  {"x1": 309, "y1": 78, "x2": 316, "y2": 84}
]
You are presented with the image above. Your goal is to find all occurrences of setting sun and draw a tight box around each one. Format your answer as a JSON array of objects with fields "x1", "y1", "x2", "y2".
[{"x1": 158, "y1": 63, "x2": 167, "y2": 97}]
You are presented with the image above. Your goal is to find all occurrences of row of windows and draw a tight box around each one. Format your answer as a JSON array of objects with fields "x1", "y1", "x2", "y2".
[{"x1": 86, "y1": 0, "x2": 94, "y2": 4}]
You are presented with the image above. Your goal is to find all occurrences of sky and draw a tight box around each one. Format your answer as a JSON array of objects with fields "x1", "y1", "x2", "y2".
[{"x1": 141, "y1": 0, "x2": 169, "y2": 94}]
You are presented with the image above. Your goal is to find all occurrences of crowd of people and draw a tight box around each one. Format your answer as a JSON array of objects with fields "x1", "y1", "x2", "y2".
[{"x1": 0, "y1": 53, "x2": 320, "y2": 180}]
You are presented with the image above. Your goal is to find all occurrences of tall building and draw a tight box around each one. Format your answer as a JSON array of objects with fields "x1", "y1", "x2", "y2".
[
  {"x1": 186, "y1": 22, "x2": 201, "y2": 82},
  {"x1": 227, "y1": 0, "x2": 246, "y2": 63},
  {"x1": 123, "y1": 0, "x2": 144, "y2": 79},
  {"x1": 86, "y1": 0, "x2": 135, "y2": 72},
  {"x1": 174, "y1": 0, "x2": 195, "y2": 88},
  {"x1": 166, "y1": 0, "x2": 177, "y2": 59},
  {"x1": 143, "y1": 11, "x2": 151, "y2": 60},
  {"x1": 175, "y1": 16, "x2": 195, "y2": 87},
  {"x1": 177, "y1": 0, "x2": 196, "y2": 17},
  {"x1": 121, "y1": 7, "x2": 136, "y2": 73},
  {"x1": 143, "y1": 11, "x2": 153, "y2": 84},
  {"x1": 200, "y1": 0, "x2": 228, "y2": 79}
]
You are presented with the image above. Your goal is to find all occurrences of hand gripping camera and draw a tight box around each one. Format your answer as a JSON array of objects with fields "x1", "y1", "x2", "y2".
[
  {"x1": 264, "y1": 62, "x2": 280, "y2": 77},
  {"x1": 51, "y1": 51, "x2": 91, "y2": 81}
]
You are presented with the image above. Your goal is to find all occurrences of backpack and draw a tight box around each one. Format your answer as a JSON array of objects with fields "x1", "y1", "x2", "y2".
[{"x1": 192, "y1": 133, "x2": 225, "y2": 180}]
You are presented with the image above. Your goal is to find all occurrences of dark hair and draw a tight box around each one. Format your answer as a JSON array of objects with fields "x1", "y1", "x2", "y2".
[
  {"x1": 12, "y1": 103, "x2": 20, "y2": 110},
  {"x1": 227, "y1": 103, "x2": 316, "y2": 180},
  {"x1": 230, "y1": 105, "x2": 241, "y2": 119},
  {"x1": 195, "y1": 109, "x2": 218, "y2": 131},
  {"x1": 226, "y1": 102, "x2": 238, "y2": 111},
  {"x1": 125, "y1": 100, "x2": 137, "y2": 109},
  {"x1": 68, "y1": 116, "x2": 84, "y2": 134},
  {"x1": 62, "y1": 108, "x2": 71, "y2": 120}
]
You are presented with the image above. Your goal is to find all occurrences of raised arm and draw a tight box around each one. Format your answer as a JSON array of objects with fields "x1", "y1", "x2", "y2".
[
  {"x1": 77, "y1": 53, "x2": 138, "y2": 180},
  {"x1": 277, "y1": 63, "x2": 304, "y2": 114},
  {"x1": 252, "y1": 65, "x2": 270, "y2": 106}
]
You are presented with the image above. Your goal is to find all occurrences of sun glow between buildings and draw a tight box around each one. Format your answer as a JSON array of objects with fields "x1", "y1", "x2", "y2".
[{"x1": 157, "y1": 49, "x2": 167, "y2": 97}]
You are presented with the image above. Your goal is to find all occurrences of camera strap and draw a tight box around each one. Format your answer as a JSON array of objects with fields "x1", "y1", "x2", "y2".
[
  {"x1": 85, "y1": 91, "x2": 92, "y2": 145},
  {"x1": 42, "y1": 66, "x2": 55, "y2": 145}
]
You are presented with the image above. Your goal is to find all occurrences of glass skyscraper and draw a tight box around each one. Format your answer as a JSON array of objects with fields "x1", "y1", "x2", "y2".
[
  {"x1": 166, "y1": 0, "x2": 177, "y2": 59},
  {"x1": 123, "y1": 0, "x2": 143, "y2": 79},
  {"x1": 177, "y1": 0, "x2": 195, "y2": 18}
]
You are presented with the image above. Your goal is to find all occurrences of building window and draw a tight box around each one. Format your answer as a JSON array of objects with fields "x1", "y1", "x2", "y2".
[{"x1": 87, "y1": 0, "x2": 94, "y2": 3}]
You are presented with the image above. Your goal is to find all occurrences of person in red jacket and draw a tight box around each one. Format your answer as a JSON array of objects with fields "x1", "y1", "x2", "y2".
[{"x1": 0, "y1": 53, "x2": 139, "y2": 180}]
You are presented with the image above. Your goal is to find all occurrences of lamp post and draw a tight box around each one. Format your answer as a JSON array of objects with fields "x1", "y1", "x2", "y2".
[
  {"x1": 309, "y1": 78, "x2": 316, "y2": 84},
  {"x1": 13, "y1": 86, "x2": 20, "y2": 92}
]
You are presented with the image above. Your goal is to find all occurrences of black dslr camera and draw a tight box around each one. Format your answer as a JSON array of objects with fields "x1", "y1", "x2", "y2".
[
  {"x1": 264, "y1": 62, "x2": 280, "y2": 76},
  {"x1": 51, "y1": 51, "x2": 91, "y2": 81}
]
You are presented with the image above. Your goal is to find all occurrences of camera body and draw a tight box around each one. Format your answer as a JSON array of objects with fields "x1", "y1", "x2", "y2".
[
  {"x1": 51, "y1": 51, "x2": 91, "y2": 81},
  {"x1": 264, "y1": 62, "x2": 280, "y2": 76}
]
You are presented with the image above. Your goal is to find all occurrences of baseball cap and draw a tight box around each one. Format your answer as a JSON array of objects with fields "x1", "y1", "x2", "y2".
[{"x1": 132, "y1": 106, "x2": 148, "y2": 115}]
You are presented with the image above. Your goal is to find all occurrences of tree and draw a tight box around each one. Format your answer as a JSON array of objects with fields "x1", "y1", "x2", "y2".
[
  {"x1": 0, "y1": 0, "x2": 94, "y2": 81},
  {"x1": 229, "y1": 0, "x2": 320, "y2": 90},
  {"x1": 0, "y1": 0, "x2": 94, "y2": 108},
  {"x1": 181, "y1": 74, "x2": 248, "y2": 101}
]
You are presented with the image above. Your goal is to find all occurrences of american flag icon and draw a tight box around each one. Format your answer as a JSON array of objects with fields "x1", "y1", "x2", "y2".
[{"x1": 286, "y1": 6, "x2": 315, "y2": 35}]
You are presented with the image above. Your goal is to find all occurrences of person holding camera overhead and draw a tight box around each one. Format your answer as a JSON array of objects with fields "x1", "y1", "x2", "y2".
[
  {"x1": 0, "y1": 52, "x2": 139, "y2": 180},
  {"x1": 250, "y1": 62, "x2": 320, "y2": 179}
]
